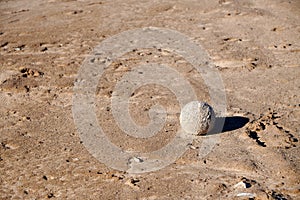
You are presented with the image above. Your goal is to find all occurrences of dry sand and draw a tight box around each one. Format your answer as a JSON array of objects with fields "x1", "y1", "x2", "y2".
[{"x1": 0, "y1": 0, "x2": 299, "y2": 199}]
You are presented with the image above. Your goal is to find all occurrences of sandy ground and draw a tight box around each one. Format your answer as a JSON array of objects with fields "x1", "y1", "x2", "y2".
[{"x1": 0, "y1": 0, "x2": 300, "y2": 199}]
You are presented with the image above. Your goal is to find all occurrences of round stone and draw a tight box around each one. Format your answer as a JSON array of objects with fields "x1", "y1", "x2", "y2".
[{"x1": 180, "y1": 101, "x2": 215, "y2": 135}]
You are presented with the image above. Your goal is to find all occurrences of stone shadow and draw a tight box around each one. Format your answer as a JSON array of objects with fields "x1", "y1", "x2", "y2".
[{"x1": 209, "y1": 116, "x2": 249, "y2": 135}]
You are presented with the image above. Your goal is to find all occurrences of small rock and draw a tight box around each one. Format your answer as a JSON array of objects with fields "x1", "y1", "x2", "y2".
[
  {"x1": 125, "y1": 178, "x2": 140, "y2": 189},
  {"x1": 234, "y1": 181, "x2": 247, "y2": 188},
  {"x1": 236, "y1": 193, "x2": 256, "y2": 198}
]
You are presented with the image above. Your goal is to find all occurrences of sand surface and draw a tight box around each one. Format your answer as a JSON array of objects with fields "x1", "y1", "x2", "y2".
[{"x1": 0, "y1": 0, "x2": 299, "y2": 199}]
